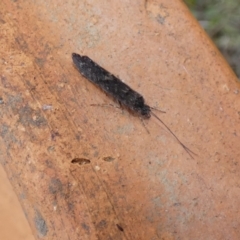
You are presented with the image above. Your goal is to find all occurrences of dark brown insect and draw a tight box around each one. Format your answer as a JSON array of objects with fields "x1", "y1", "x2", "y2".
[{"x1": 72, "y1": 53, "x2": 196, "y2": 159}]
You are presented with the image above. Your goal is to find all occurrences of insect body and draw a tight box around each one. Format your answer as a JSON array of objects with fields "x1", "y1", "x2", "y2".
[
  {"x1": 72, "y1": 53, "x2": 196, "y2": 158},
  {"x1": 72, "y1": 53, "x2": 151, "y2": 118}
]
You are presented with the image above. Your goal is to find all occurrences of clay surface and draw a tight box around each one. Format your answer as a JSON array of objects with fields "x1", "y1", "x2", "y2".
[{"x1": 0, "y1": 0, "x2": 240, "y2": 239}]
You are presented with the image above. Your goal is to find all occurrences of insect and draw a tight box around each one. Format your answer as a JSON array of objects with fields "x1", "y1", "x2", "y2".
[{"x1": 72, "y1": 53, "x2": 196, "y2": 159}]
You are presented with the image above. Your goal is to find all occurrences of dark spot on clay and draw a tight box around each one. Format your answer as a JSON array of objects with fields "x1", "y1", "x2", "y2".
[
  {"x1": 18, "y1": 104, "x2": 47, "y2": 127},
  {"x1": 1, "y1": 75, "x2": 10, "y2": 88},
  {"x1": 67, "y1": 202, "x2": 74, "y2": 211},
  {"x1": 6, "y1": 94, "x2": 23, "y2": 114},
  {"x1": 51, "y1": 131, "x2": 60, "y2": 140},
  {"x1": 75, "y1": 134, "x2": 81, "y2": 141},
  {"x1": 0, "y1": 97, "x2": 4, "y2": 104},
  {"x1": 25, "y1": 80, "x2": 36, "y2": 90},
  {"x1": 0, "y1": 124, "x2": 9, "y2": 137},
  {"x1": 157, "y1": 14, "x2": 165, "y2": 24},
  {"x1": 173, "y1": 202, "x2": 181, "y2": 207},
  {"x1": 34, "y1": 210, "x2": 48, "y2": 237},
  {"x1": 15, "y1": 36, "x2": 28, "y2": 50},
  {"x1": 81, "y1": 222, "x2": 90, "y2": 233},
  {"x1": 49, "y1": 178, "x2": 63, "y2": 194},
  {"x1": 45, "y1": 159, "x2": 54, "y2": 168},
  {"x1": 0, "y1": 124, "x2": 18, "y2": 154},
  {"x1": 96, "y1": 219, "x2": 107, "y2": 229},
  {"x1": 102, "y1": 156, "x2": 115, "y2": 162},
  {"x1": 116, "y1": 224, "x2": 124, "y2": 232},
  {"x1": 35, "y1": 57, "x2": 45, "y2": 67},
  {"x1": 71, "y1": 158, "x2": 91, "y2": 165}
]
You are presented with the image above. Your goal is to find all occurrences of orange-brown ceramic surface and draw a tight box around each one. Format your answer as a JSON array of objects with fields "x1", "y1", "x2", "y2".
[{"x1": 0, "y1": 0, "x2": 240, "y2": 239}]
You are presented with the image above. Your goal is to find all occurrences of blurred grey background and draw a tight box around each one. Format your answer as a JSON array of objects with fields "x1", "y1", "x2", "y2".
[{"x1": 185, "y1": 0, "x2": 240, "y2": 78}]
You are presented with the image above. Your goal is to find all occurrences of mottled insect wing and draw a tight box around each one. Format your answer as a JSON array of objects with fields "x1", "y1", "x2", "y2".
[{"x1": 72, "y1": 53, "x2": 150, "y2": 117}]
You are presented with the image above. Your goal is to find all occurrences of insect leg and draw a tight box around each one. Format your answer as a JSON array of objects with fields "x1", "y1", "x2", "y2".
[
  {"x1": 90, "y1": 103, "x2": 121, "y2": 109},
  {"x1": 150, "y1": 106, "x2": 166, "y2": 114},
  {"x1": 140, "y1": 117, "x2": 150, "y2": 134}
]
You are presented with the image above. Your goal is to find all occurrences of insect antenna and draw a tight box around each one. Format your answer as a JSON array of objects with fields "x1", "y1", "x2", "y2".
[{"x1": 151, "y1": 111, "x2": 197, "y2": 159}]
